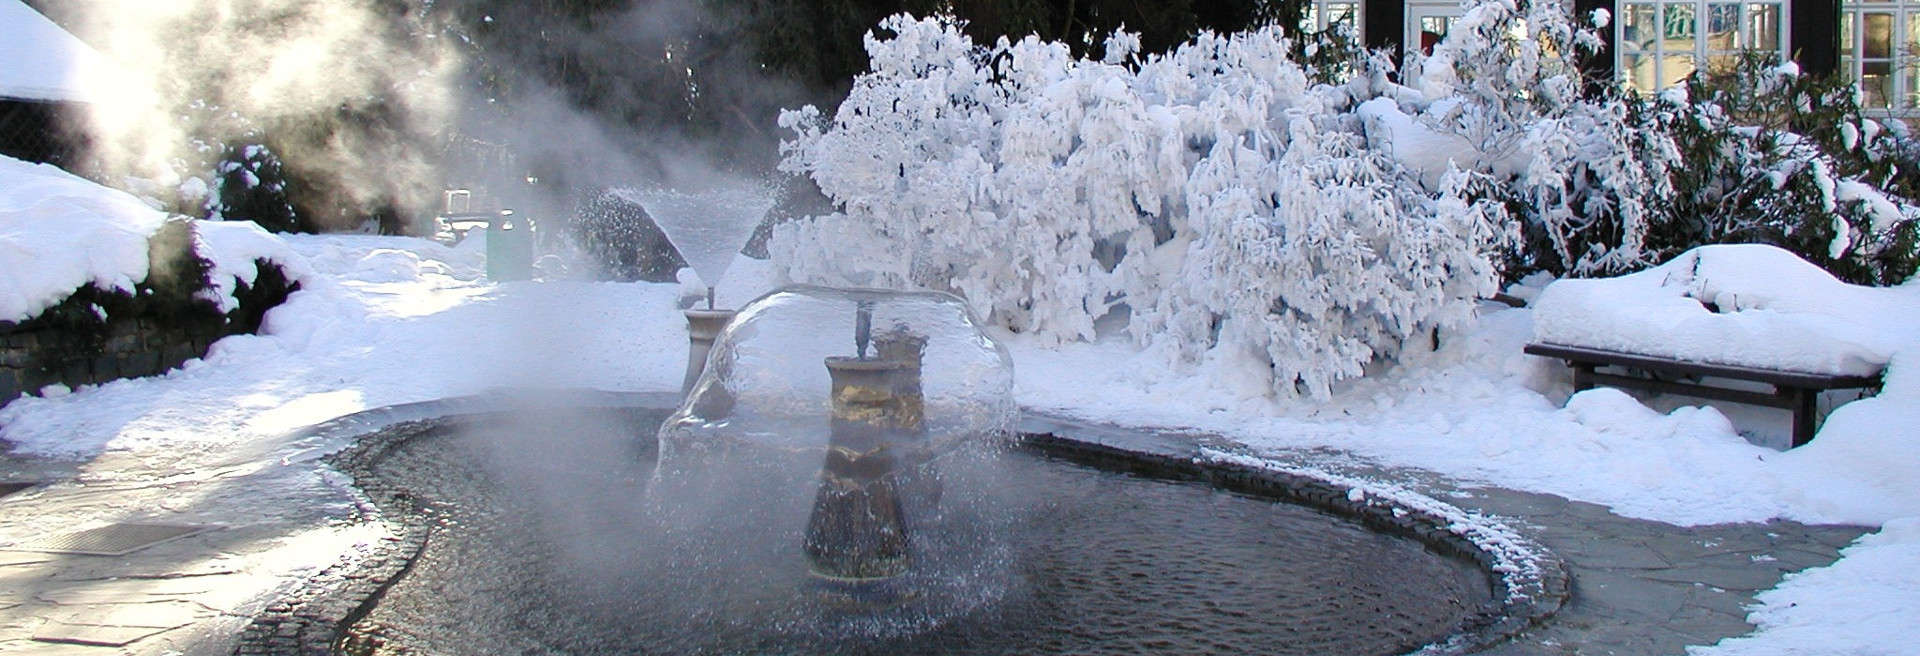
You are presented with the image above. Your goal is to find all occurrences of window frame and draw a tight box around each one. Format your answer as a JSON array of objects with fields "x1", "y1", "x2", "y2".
[
  {"x1": 1615, "y1": 0, "x2": 1789, "y2": 92},
  {"x1": 1841, "y1": 0, "x2": 1920, "y2": 115}
]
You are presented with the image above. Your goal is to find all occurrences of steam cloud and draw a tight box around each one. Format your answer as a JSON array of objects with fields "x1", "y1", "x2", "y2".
[
  {"x1": 61, "y1": 0, "x2": 458, "y2": 229},
  {"x1": 56, "y1": 0, "x2": 815, "y2": 232}
]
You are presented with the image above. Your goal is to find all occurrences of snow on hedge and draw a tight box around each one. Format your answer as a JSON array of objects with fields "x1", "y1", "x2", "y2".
[
  {"x1": 195, "y1": 218, "x2": 313, "y2": 313},
  {"x1": 773, "y1": 15, "x2": 1511, "y2": 399},
  {"x1": 1533, "y1": 244, "x2": 1898, "y2": 376},
  {"x1": 0, "y1": 154, "x2": 308, "y2": 322},
  {"x1": 0, "y1": 155, "x2": 167, "y2": 321}
]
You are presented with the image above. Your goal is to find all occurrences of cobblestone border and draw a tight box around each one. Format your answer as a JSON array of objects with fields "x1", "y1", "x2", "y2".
[
  {"x1": 234, "y1": 402, "x2": 1567, "y2": 656},
  {"x1": 232, "y1": 419, "x2": 448, "y2": 656}
]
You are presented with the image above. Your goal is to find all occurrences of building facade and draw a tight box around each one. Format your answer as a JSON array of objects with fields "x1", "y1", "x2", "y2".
[{"x1": 1336, "y1": 0, "x2": 1916, "y2": 117}]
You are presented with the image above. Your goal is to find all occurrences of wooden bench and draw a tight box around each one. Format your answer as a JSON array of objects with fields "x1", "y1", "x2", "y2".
[{"x1": 1523, "y1": 342, "x2": 1884, "y2": 447}]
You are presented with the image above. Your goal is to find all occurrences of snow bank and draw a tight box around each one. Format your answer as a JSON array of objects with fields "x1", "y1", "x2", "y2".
[
  {"x1": 1533, "y1": 244, "x2": 1920, "y2": 524},
  {"x1": 0, "y1": 154, "x2": 312, "y2": 323},
  {"x1": 1533, "y1": 244, "x2": 1899, "y2": 376},
  {"x1": 194, "y1": 219, "x2": 315, "y2": 313},
  {"x1": 1691, "y1": 518, "x2": 1920, "y2": 656},
  {"x1": 0, "y1": 155, "x2": 165, "y2": 321}
]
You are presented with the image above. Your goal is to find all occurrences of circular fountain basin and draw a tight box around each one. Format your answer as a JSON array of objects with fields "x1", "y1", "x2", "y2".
[{"x1": 328, "y1": 405, "x2": 1499, "y2": 655}]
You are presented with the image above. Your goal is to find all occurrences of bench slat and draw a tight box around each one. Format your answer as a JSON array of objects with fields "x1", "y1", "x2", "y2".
[
  {"x1": 1581, "y1": 370, "x2": 1794, "y2": 409},
  {"x1": 1523, "y1": 343, "x2": 1882, "y2": 389}
]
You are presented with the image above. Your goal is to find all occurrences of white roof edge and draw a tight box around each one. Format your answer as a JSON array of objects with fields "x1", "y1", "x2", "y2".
[{"x1": 0, "y1": 0, "x2": 113, "y2": 103}]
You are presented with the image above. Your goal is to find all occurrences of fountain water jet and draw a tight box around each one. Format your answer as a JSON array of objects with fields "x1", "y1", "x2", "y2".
[
  {"x1": 612, "y1": 184, "x2": 772, "y2": 310},
  {"x1": 612, "y1": 183, "x2": 774, "y2": 394}
]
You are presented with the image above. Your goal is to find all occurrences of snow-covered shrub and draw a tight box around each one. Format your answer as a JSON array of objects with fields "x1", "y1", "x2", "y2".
[
  {"x1": 1393, "y1": 0, "x2": 1678, "y2": 278},
  {"x1": 209, "y1": 143, "x2": 300, "y2": 233},
  {"x1": 774, "y1": 15, "x2": 1511, "y2": 399}
]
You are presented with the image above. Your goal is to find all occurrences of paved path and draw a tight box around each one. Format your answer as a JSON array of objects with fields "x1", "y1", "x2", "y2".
[
  {"x1": 1453, "y1": 485, "x2": 1864, "y2": 655},
  {"x1": 0, "y1": 398, "x2": 1871, "y2": 655}
]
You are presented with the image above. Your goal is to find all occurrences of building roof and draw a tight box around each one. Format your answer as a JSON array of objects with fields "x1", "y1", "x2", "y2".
[{"x1": 0, "y1": 0, "x2": 108, "y2": 102}]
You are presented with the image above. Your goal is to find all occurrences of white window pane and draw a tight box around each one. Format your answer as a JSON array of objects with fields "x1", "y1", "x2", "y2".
[
  {"x1": 1625, "y1": 3, "x2": 1659, "y2": 49},
  {"x1": 1665, "y1": 4, "x2": 1697, "y2": 43},
  {"x1": 1707, "y1": 53, "x2": 1739, "y2": 75},
  {"x1": 1623, "y1": 53, "x2": 1659, "y2": 92},
  {"x1": 1908, "y1": 14, "x2": 1920, "y2": 60},
  {"x1": 1862, "y1": 71, "x2": 1893, "y2": 108}
]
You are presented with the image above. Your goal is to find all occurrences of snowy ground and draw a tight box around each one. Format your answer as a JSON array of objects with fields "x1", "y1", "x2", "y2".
[{"x1": 2, "y1": 223, "x2": 1916, "y2": 652}]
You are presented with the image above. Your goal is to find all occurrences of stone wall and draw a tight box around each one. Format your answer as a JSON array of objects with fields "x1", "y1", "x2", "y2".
[
  {"x1": 0, "y1": 257, "x2": 298, "y2": 406},
  {"x1": 0, "y1": 315, "x2": 228, "y2": 403}
]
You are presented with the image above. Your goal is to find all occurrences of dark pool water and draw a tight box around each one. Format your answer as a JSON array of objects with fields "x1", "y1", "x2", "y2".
[{"x1": 347, "y1": 407, "x2": 1492, "y2": 655}]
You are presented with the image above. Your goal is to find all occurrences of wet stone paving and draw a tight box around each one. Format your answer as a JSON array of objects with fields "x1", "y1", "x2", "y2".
[{"x1": 0, "y1": 395, "x2": 1873, "y2": 655}]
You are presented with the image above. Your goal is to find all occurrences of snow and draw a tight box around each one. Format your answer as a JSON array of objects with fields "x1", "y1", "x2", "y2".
[
  {"x1": 0, "y1": 217, "x2": 1914, "y2": 652},
  {"x1": 775, "y1": 16, "x2": 1510, "y2": 400},
  {"x1": 1, "y1": 58, "x2": 1917, "y2": 656},
  {"x1": 1691, "y1": 518, "x2": 1920, "y2": 656},
  {"x1": 0, "y1": 0, "x2": 112, "y2": 102},
  {"x1": 194, "y1": 219, "x2": 315, "y2": 312},
  {"x1": 0, "y1": 154, "x2": 314, "y2": 321},
  {"x1": 0, "y1": 155, "x2": 165, "y2": 321},
  {"x1": 1533, "y1": 244, "x2": 1903, "y2": 377}
]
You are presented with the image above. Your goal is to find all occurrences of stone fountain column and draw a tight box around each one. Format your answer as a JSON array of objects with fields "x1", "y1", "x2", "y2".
[
  {"x1": 803, "y1": 355, "x2": 922, "y2": 582},
  {"x1": 681, "y1": 309, "x2": 736, "y2": 395}
]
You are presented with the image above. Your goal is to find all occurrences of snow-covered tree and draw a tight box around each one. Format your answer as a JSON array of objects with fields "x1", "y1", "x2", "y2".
[
  {"x1": 772, "y1": 5, "x2": 1919, "y2": 401},
  {"x1": 774, "y1": 15, "x2": 1511, "y2": 399}
]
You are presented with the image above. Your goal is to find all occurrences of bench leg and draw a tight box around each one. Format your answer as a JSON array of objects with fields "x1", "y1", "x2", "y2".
[
  {"x1": 1572, "y1": 363, "x2": 1595, "y2": 392},
  {"x1": 1789, "y1": 388, "x2": 1817, "y2": 448}
]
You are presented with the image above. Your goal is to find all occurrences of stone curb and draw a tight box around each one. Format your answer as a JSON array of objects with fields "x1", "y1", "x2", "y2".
[
  {"x1": 234, "y1": 399, "x2": 1566, "y2": 656},
  {"x1": 233, "y1": 419, "x2": 442, "y2": 656}
]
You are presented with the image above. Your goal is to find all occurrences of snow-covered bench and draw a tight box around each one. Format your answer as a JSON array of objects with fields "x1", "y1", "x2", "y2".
[
  {"x1": 1522, "y1": 342, "x2": 1881, "y2": 446},
  {"x1": 1527, "y1": 245, "x2": 1895, "y2": 448}
]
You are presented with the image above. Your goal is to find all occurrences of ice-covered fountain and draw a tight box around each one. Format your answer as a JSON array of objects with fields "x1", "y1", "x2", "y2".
[
  {"x1": 610, "y1": 183, "x2": 774, "y2": 392},
  {"x1": 655, "y1": 287, "x2": 1016, "y2": 607}
]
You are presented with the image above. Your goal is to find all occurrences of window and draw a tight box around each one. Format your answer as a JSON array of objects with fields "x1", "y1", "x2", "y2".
[
  {"x1": 1303, "y1": 0, "x2": 1363, "y2": 35},
  {"x1": 1618, "y1": 0, "x2": 1787, "y2": 91},
  {"x1": 1406, "y1": 0, "x2": 1464, "y2": 57},
  {"x1": 1842, "y1": 0, "x2": 1920, "y2": 113}
]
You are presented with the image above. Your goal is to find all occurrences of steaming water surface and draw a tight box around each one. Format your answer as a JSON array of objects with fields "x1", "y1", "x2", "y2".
[{"x1": 347, "y1": 407, "x2": 1491, "y2": 655}]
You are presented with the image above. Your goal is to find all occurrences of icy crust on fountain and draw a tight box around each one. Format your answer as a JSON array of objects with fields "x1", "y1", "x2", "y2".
[{"x1": 659, "y1": 285, "x2": 1017, "y2": 463}]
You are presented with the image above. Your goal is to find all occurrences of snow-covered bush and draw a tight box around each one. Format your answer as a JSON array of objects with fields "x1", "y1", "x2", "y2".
[
  {"x1": 209, "y1": 142, "x2": 299, "y2": 233},
  {"x1": 1374, "y1": 1, "x2": 1916, "y2": 284},
  {"x1": 773, "y1": 15, "x2": 1511, "y2": 399},
  {"x1": 772, "y1": 6, "x2": 1920, "y2": 399},
  {"x1": 1392, "y1": 0, "x2": 1678, "y2": 278}
]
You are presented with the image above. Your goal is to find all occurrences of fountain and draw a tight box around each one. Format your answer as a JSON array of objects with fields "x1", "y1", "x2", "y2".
[
  {"x1": 611, "y1": 183, "x2": 774, "y2": 393},
  {"x1": 654, "y1": 287, "x2": 1016, "y2": 612},
  {"x1": 299, "y1": 293, "x2": 1534, "y2": 655}
]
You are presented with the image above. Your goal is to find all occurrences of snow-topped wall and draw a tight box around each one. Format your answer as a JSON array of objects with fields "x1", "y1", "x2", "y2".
[{"x1": 0, "y1": 154, "x2": 308, "y2": 404}]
